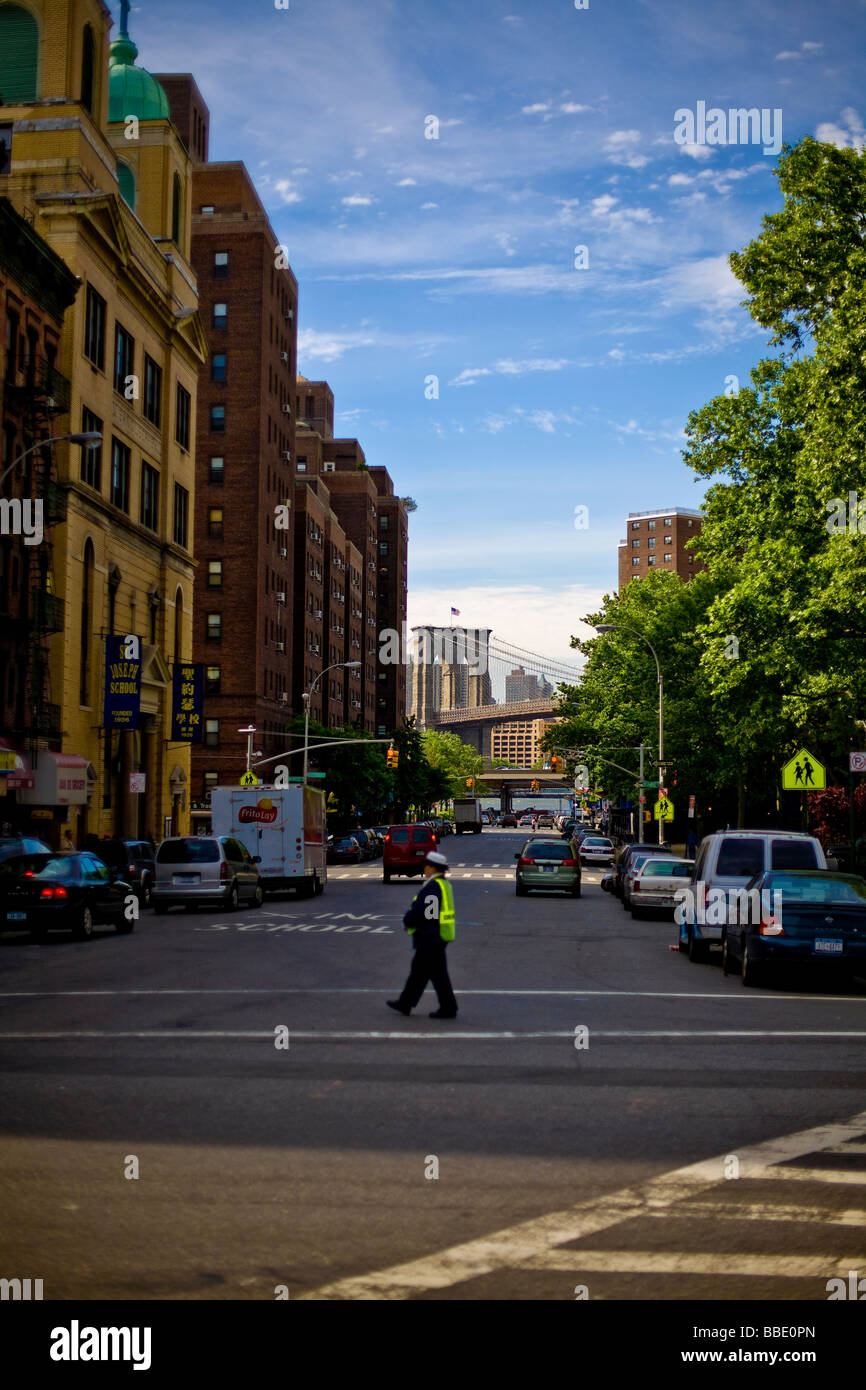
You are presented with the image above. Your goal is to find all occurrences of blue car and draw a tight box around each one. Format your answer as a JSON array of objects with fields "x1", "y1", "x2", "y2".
[{"x1": 721, "y1": 870, "x2": 866, "y2": 987}]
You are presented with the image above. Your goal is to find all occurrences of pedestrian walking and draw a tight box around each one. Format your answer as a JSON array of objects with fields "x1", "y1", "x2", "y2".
[{"x1": 387, "y1": 851, "x2": 458, "y2": 1019}]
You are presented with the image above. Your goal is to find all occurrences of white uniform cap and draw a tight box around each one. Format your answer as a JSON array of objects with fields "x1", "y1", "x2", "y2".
[{"x1": 425, "y1": 851, "x2": 449, "y2": 869}]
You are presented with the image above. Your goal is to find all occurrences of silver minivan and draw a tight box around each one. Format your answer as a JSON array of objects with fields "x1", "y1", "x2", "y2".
[
  {"x1": 152, "y1": 836, "x2": 263, "y2": 913},
  {"x1": 682, "y1": 830, "x2": 828, "y2": 958}
]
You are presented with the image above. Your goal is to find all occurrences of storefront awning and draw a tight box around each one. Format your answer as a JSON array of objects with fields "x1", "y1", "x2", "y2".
[
  {"x1": 17, "y1": 751, "x2": 89, "y2": 806},
  {"x1": 0, "y1": 740, "x2": 34, "y2": 790}
]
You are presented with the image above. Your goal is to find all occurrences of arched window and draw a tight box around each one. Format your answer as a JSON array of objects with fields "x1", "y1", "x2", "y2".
[
  {"x1": 171, "y1": 173, "x2": 182, "y2": 247},
  {"x1": 80, "y1": 24, "x2": 94, "y2": 114},
  {"x1": 174, "y1": 586, "x2": 183, "y2": 661},
  {"x1": 80, "y1": 539, "x2": 94, "y2": 704},
  {"x1": 117, "y1": 160, "x2": 135, "y2": 210},
  {"x1": 0, "y1": 4, "x2": 39, "y2": 103}
]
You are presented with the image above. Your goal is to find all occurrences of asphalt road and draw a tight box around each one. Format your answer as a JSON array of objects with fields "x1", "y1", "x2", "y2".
[{"x1": 1, "y1": 828, "x2": 865, "y2": 1302}]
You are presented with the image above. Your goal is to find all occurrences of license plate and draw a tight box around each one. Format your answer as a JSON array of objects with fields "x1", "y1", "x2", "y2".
[
  {"x1": 175, "y1": 875, "x2": 197, "y2": 885},
  {"x1": 815, "y1": 939, "x2": 843, "y2": 954},
  {"x1": 538, "y1": 866, "x2": 555, "y2": 873},
  {"x1": 6, "y1": 911, "x2": 26, "y2": 921}
]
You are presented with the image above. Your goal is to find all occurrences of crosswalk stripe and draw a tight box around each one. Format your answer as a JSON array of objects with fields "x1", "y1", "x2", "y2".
[{"x1": 517, "y1": 1250, "x2": 848, "y2": 1277}]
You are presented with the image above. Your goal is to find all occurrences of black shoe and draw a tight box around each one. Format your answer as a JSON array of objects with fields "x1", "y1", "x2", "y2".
[
  {"x1": 387, "y1": 1000, "x2": 411, "y2": 1015},
  {"x1": 429, "y1": 1009, "x2": 457, "y2": 1019}
]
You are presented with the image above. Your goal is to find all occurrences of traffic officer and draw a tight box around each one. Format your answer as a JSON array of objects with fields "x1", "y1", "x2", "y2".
[{"x1": 387, "y1": 851, "x2": 457, "y2": 1019}]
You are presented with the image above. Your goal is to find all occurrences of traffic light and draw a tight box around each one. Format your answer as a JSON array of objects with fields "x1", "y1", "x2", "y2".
[
  {"x1": 551, "y1": 755, "x2": 561, "y2": 772},
  {"x1": 466, "y1": 777, "x2": 474, "y2": 788},
  {"x1": 531, "y1": 779, "x2": 539, "y2": 792},
  {"x1": 387, "y1": 746, "x2": 399, "y2": 769}
]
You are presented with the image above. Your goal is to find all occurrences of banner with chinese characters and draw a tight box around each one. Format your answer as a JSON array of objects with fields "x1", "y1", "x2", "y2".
[
  {"x1": 171, "y1": 663, "x2": 203, "y2": 742},
  {"x1": 103, "y1": 635, "x2": 141, "y2": 729}
]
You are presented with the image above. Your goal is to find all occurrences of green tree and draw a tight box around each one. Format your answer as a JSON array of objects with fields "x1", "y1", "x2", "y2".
[
  {"x1": 421, "y1": 730, "x2": 485, "y2": 799},
  {"x1": 289, "y1": 717, "x2": 390, "y2": 829},
  {"x1": 391, "y1": 718, "x2": 451, "y2": 820}
]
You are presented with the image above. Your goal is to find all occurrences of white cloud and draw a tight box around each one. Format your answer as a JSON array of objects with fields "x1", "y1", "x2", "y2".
[
  {"x1": 395, "y1": 177, "x2": 417, "y2": 186},
  {"x1": 591, "y1": 194, "x2": 618, "y2": 215},
  {"x1": 420, "y1": 201, "x2": 438, "y2": 210},
  {"x1": 679, "y1": 142, "x2": 714, "y2": 160},
  {"x1": 450, "y1": 358, "x2": 568, "y2": 387},
  {"x1": 272, "y1": 178, "x2": 302, "y2": 204},
  {"x1": 341, "y1": 193, "x2": 377, "y2": 206},
  {"x1": 560, "y1": 102, "x2": 591, "y2": 114},
  {"x1": 656, "y1": 255, "x2": 742, "y2": 311},
  {"x1": 603, "y1": 129, "x2": 650, "y2": 169},
  {"x1": 815, "y1": 107, "x2": 866, "y2": 150},
  {"x1": 776, "y1": 41, "x2": 823, "y2": 60},
  {"x1": 667, "y1": 172, "x2": 693, "y2": 187},
  {"x1": 522, "y1": 103, "x2": 551, "y2": 115}
]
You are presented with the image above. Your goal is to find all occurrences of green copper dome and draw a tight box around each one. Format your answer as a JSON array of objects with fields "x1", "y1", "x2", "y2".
[{"x1": 108, "y1": 18, "x2": 170, "y2": 123}]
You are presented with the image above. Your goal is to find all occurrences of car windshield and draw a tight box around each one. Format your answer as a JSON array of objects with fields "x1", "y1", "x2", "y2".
[
  {"x1": 584, "y1": 838, "x2": 612, "y2": 848},
  {"x1": 389, "y1": 829, "x2": 409, "y2": 843},
  {"x1": 767, "y1": 874, "x2": 866, "y2": 904},
  {"x1": 33, "y1": 857, "x2": 80, "y2": 880},
  {"x1": 770, "y1": 840, "x2": 819, "y2": 870},
  {"x1": 716, "y1": 839, "x2": 764, "y2": 876},
  {"x1": 157, "y1": 839, "x2": 220, "y2": 863},
  {"x1": 525, "y1": 843, "x2": 571, "y2": 860},
  {"x1": 334, "y1": 839, "x2": 356, "y2": 849},
  {"x1": 642, "y1": 861, "x2": 693, "y2": 877}
]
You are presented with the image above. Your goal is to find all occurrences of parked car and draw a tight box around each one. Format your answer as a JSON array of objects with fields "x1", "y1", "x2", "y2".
[
  {"x1": 0, "y1": 850, "x2": 59, "y2": 930},
  {"x1": 501, "y1": 813, "x2": 518, "y2": 828},
  {"x1": 327, "y1": 837, "x2": 364, "y2": 865},
  {"x1": 515, "y1": 836, "x2": 581, "y2": 896},
  {"x1": 600, "y1": 870, "x2": 615, "y2": 893},
  {"x1": 630, "y1": 857, "x2": 693, "y2": 918},
  {"x1": 349, "y1": 829, "x2": 381, "y2": 861},
  {"x1": 535, "y1": 814, "x2": 555, "y2": 829},
  {"x1": 683, "y1": 830, "x2": 829, "y2": 961},
  {"x1": 0, "y1": 836, "x2": 51, "y2": 863},
  {"x1": 721, "y1": 869, "x2": 866, "y2": 987},
  {"x1": 382, "y1": 824, "x2": 439, "y2": 881},
  {"x1": 436, "y1": 818, "x2": 454, "y2": 836},
  {"x1": 623, "y1": 848, "x2": 683, "y2": 907},
  {"x1": 613, "y1": 842, "x2": 673, "y2": 898},
  {"x1": 90, "y1": 838, "x2": 156, "y2": 908},
  {"x1": 152, "y1": 836, "x2": 263, "y2": 912},
  {"x1": 518, "y1": 815, "x2": 535, "y2": 827},
  {"x1": 578, "y1": 836, "x2": 615, "y2": 868},
  {"x1": 3, "y1": 852, "x2": 134, "y2": 940}
]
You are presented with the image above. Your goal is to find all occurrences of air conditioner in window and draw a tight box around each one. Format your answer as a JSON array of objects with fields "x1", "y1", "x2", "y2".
[
  {"x1": 282, "y1": 404, "x2": 292, "y2": 414},
  {"x1": 315, "y1": 609, "x2": 323, "y2": 620},
  {"x1": 279, "y1": 547, "x2": 288, "y2": 557},
  {"x1": 323, "y1": 462, "x2": 335, "y2": 473},
  {"x1": 285, "y1": 309, "x2": 294, "y2": 321},
  {"x1": 280, "y1": 352, "x2": 290, "y2": 362},
  {"x1": 275, "y1": 641, "x2": 285, "y2": 652},
  {"x1": 281, "y1": 451, "x2": 292, "y2": 462},
  {"x1": 278, "y1": 692, "x2": 288, "y2": 703},
  {"x1": 276, "y1": 591, "x2": 286, "y2": 604}
]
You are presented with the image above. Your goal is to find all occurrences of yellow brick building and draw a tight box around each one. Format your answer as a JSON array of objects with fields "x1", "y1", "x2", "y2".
[
  {"x1": 0, "y1": 0, "x2": 207, "y2": 842},
  {"x1": 490, "y1": 719, "x2": 550, "y2": 767}
]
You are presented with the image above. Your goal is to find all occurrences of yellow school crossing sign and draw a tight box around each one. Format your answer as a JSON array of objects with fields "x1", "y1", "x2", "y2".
[
  {"x1": 654, "y1": 795, "x2": 674, "y2": 820},
  {"x1": 781, "y1": 748, "x2": 826, "y2": 791},
  {"x1": 240, "y1": 769, "x2": 260, "y2": 787}
]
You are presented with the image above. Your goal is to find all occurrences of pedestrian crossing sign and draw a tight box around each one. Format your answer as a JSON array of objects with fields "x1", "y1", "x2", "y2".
[
  {"x1": 654, "y1": 795, "x2": 674, "y2": 820},
  {"x1": 240, "y1": 769, "x2": 260, "y2": 787},
  {"x1": 781, "y1": 748, "x2": 826, "y2": 791}
]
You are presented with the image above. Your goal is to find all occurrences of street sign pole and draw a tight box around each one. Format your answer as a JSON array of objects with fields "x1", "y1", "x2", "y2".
[{"x1": 638, "y1": 742, "x2": 645, "y2": 844}]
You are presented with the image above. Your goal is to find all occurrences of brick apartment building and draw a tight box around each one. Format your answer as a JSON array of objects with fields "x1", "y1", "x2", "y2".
[{"x1": 617, "y1": 508, "x2": 703, "y2": 589}]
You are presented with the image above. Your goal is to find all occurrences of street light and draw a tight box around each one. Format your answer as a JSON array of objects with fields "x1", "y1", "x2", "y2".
[
  {"x1": 302, "y1": 661, "x2": 362, "y2": 786},
  {"x1": 595, "y1": 622, "x2": 666, "y2": 846},
  {"x1": 0, "y1": 431, "x2": 102, "y2": 493}
]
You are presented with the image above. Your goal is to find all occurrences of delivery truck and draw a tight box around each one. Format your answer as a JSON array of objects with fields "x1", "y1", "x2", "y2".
[
  {"x1": 210, "y1": 784, "x2": 327, "y2": 897},
  {"x1": 453, "y1": 796, "x2": 483, "y2": 834}
]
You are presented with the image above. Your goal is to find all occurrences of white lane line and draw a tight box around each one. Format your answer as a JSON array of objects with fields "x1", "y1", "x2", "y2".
[
  {"x1": 825, "y1": 1143, "x2": 866, "y2": 1154},
  {"x1": 474, "y1": 863, "x2": 482, "y2": 867},
  {"x1": 2, "y1": 988, "x2": 865, "y2": 1001},
  {"x1": 649, "y1": 1201, "x2": 866, "y2": 1226},
  {"x1": 518, "y1": 1250, "x2": 849, "y2": 1277},
  {"x1": 296, "y1": 1109, "x2": 866, "y2": 1300},
  {"x1": 483, "y1": 874, "x2": 492, "y2": 879},
  {"x1": 2, "y1": 1030, "x2": 866, "y2": 1041},
  {"x1": 743, "y1": 1165, "x2": 866, "y2": 1186}
]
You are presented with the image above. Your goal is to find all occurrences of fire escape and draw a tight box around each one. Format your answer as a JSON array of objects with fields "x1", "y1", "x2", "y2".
[{"x1": 3, "y1": 344, "x2": 70, "y2": 754}]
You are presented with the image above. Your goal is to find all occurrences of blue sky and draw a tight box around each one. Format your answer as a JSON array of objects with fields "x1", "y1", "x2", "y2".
[{"x1": 129, "y1": 0, "x2": 866, "y2": 668}]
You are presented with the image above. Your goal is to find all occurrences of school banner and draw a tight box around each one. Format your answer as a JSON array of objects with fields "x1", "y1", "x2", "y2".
[
  {"x1": 103, "y1": 634, "x2": 141, "y2": 729},
  {"x1": 171, "y1": 662, "x2": 203, "y2": 743}
]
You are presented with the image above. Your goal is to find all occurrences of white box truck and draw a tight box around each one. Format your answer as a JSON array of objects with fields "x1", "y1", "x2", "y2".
[
  {"x1": 453, "y1": 796, "x2": 483, "y2": 834},
  {"x1": 210, "y1": 784, "x2": 327, "y2": 897}
]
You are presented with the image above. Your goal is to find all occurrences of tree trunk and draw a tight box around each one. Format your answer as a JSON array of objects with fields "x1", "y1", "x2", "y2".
[{"x1": 737, "y1": 776, "x2": 746, "y2": 828}]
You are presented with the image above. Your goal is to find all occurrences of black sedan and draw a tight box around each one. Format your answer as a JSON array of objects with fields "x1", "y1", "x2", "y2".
[
  {"x1": 327, "y1": 837, "x2": 364, "y2": 866},
  {"x1": 722, "y1": 870, "x2": 866, "y2": 987},
  {"x1": 0, "y1": 836, "x2": 51, "y2": 863},
  {"x1": 3, "y1": 852, "x2": 134, "y2": 940}
]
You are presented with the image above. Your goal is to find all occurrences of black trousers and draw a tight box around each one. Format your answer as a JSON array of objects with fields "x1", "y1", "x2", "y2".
[{"x1": 397, "y1": 940, "x2": 457, "y2": 1014}]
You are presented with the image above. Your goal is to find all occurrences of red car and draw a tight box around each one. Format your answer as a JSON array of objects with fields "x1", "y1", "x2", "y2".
[
  {"x1": 501, "y1": 813, "x2": 518, "y2": 828},
  {"x1": 383, "y1": 824, "x2": 439, "y2": 882}
]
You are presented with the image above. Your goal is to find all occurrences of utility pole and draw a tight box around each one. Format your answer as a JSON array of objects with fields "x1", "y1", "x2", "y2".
[{"x1": 638, "y1": 742, "x2": 645, "y2": 845}]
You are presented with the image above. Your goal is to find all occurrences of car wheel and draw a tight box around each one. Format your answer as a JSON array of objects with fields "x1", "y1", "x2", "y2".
[
  {"x1": 687, "y1": 928, "x2": 706, "y2": 963},
  {"x1": 251, "y1": 883, "x2": 264, "y2": 908},
  {"x1": 140, "y1": 876, "x2": 153, "y2": 909},
  {"x1": 383, "y1": 871, "x2": 391, "y2": 883},
  {"x1": 516, "y1": 883, "x2": 528, "y2": 896},
  {"x1": 116, "y1": 915, "x2": 135, "y2": 935},
  {"x1": 570, "y1": 882, "x2": 581, "y2": 897},
  {"x1": 224, "y1": 883, "x2": 240, "y2": 911},
  {"x1": 741, "y1": 941, "x2": 765, "y2": 988},
  {"x1": 73, "y1": 905, "x2": 94, "y2": 940}
]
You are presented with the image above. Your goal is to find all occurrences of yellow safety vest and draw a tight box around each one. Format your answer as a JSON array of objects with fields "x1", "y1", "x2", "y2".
[{"x1": 408, "y1": 875, "x2": 456, "y2": 942}]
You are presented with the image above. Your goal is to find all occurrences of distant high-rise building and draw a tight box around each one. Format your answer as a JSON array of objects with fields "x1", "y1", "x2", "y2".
[
  {"x1": 505, "y1": 667, "x2": 553, "y2": 703},
  {"x1": 618, "y1": 508, "x2": 703, "y2": 588},
  {"x1": 408, "y1": 627, "x2": 492, "y2": 730}
]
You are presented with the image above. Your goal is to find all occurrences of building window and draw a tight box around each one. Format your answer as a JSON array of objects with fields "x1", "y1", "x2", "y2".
[
  {"x1": 380, "y1": 514, "x2": 389, "y2": 531},
  {"x1": 631, "y1": 539, "x2": 640, "y2": 549},
  {"x1": 110, "y1": 438, "x2": 130, "y2": 512},
  {"x1": 203, "y1": 771, "x2": 218, "y2": 800},
  {"x1": 200, "y1": 204, "x2": 215, "y2": 215},
  {"x1": 209, "y1": 457, "x2": 224, "y2": 485},
  {"x1": 210, "y1": 404, "x2": 225, "y2": 432},
  {"x1": 214, "y1": 251, "x2": 229, "y2": 277},
  {"x1": 379, "y1": 541, "x2": 389, "y2": 556},
  {"x1": 81, "y1": 407, "x2": 102, "y2": 489},
  {"x1": 84, "y1": 285, "x2": 106, "y2": 368},
  {"x1": 647, "y1": 555, "x2": 656, "y2": 566},
  {"x1": 631, "y1": 520, "x2": 639, "y2": 531},
  {"x1": 213, "y1": 302, "x2": 227, "y2": 330},
  {"x1": 206, "y1": 612, "x2": 222, "y2": 641},
  {"x1": 140, "y1": 462, "x2": 159, "y2": 531},
  {"x1": 664, "y1": 552, "x2": 673, "y2": 562},
  {"x1": 175, "y1": 382, "x2": 191, "y2": 449},
  {"x1": 207, "y1": 507, "x2": 223, "y2": 539},
  {"x1": 205, "y1": 719, "x2": 219, "y2": 748},
  {"x1": 117, "y1": 160, "x2": 135, "y2": 210},
  {"x1": 172, "y1": 173, "x2": 182, "y2": 246},
  {"x1": 647, "y1": 537, "x2": 655, "y2": 548},
  {"x1": 143, "y1": 354, "x2": 162, "y2": 426},
  {"x1": 211, "y1": 353, "x2": 226, "y2": 383},
  {"x1": 664, "y1": 535, "x2": 672, "y2": 545},
  {"x1": 647, "y1": 520, "x2": 656, "y2": 530},
  {"x1": 113, "y1": 323, "x2": 134, "y2": 396},
  {"x1": 296, "y1": 461, "x2": 306, "y2": 473},
  {"x1": 205, "y1": 665, "x2": 221, "y2": 694},
  {"x1": 630, "y1": 557, "x2": 640, "y2": 568},
  {"x1": 173, "y1": 483, "x2": 188, "y2": 547},
  {"x1": 207, "y1": 560, "x2": 223, "y2": 588},
  {"x1": 663, "y1": 518, "x2": 671, "y2": 526}
]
